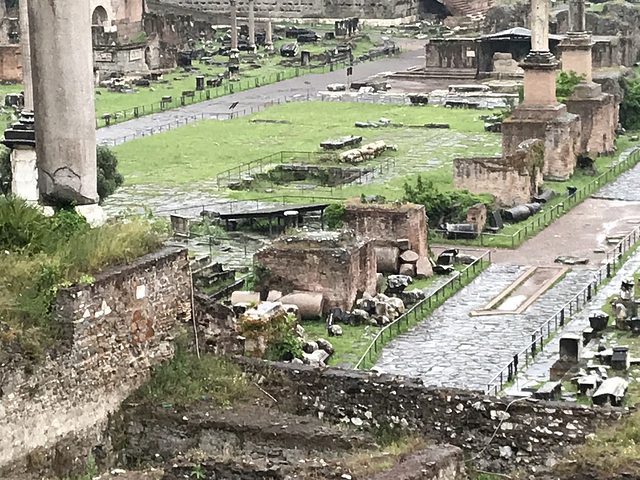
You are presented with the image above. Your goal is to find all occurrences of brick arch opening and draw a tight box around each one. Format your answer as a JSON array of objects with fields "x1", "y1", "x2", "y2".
[{"x1": 92, "y1": 5, "x2": 109, "y2": 26}]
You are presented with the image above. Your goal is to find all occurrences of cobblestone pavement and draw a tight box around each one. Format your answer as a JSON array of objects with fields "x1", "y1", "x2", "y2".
[
  {"x1": 592, "y1": 156, "x2": 640, "y2": 201},
  {"x1": 374, "y1": 264, "x2": 598, "y2": 390},
  {"x1": 504, "y1": 247, "x2": 640, "y2": 395},
  {"x1": 96, "y1": 47, "x2": 425, "y2": 146}
]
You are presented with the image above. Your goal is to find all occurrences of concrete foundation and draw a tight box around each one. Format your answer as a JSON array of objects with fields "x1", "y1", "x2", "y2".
[{"x1": 28, "y1": 0, "x2": 99, "y2": 206}]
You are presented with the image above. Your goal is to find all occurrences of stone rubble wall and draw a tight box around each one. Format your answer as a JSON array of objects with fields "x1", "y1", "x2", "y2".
[
  {"x1": 453, "y1": 139, "x2": 543, "y2": 207},
  {"x1": 564, "y1": 93, "x2": 618, "y2": 156},
  {"x1": 236, "y1": 357, "x2": 627, "y2": 474},
  {"x1": 368, "y1": 445, "x2": 465, "y2": 480},
  {"x1": 343, "y1": 203, "x2": 428, "y2": 258},
  {"x1": 254, "y1": 236, "x2": 377, "y2": 312},
  {"x1": 153, "y1": 0, "x2": 419, "y2": 20},
  {"x1": 0, "y1": 247, "x2": 192, "y2": 479}
]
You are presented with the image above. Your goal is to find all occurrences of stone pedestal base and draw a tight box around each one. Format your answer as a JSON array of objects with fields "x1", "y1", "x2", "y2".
[
  {"x1": 503, "y1": 103, "x2": 581, "y2": 181},
  {"x1": 564, "y1": 82, "x2": 618, "y2": 155},
  {"x1": 521, "y1": 51, "x2": 559, "y2": 106},
  {"x1": 11, "y1": 147, "x2": 38, "y2": 202},
  {"x1": 560, "y1": 33, "x2": 593, "y2": 82},
  {"x1": 75, "y1": 204, "x2": 107, "y2": 227}
]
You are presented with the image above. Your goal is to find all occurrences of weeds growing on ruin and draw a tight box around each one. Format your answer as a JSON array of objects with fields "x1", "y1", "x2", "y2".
[
  {"x1": 0, "y1": 197, "x2": 165, "y2": 358},
  {"x1": 135, "y1": 337, "x2": 255, "y2": 406}
]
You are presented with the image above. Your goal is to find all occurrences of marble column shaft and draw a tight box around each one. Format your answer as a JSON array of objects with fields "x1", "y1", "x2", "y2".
[
  {"x1": 248, "y1": 0, "x2": 256, "y2": 48},
  {"x1": 20, "y1": 0, "x2": 33, "y2": 111},
  {"x1": 530, "y1": 0, "x2": 550, "y2": 52},
  {"x1": 28, "y1": 0, "x2": 98, "y2": 205},
  {"x1": 230, "y1": 0, "x2": 238, "y2": 50}
]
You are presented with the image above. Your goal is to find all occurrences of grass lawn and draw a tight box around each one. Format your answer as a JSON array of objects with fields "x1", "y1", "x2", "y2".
[
  {"x1": 112, "y1": 101, "x2": 501, "y2": 192},
  {"x1": 301, "y1": 320, "x2": 380, "y2": 367}
]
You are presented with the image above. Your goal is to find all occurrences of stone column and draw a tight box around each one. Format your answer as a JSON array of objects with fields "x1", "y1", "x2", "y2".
[
  {"x1": 28, "y1": 0, "x2": 99, "y2": 206},
  {"x1": 520, "y1": 0, "x2": 558, "y2": 105},
  {"x1": 2, "y1": 0, "x2": 38, "y2": 202},
  {"x1": 228, "y1": 0, "x2": 240, "y2": 79},
  {"x1": 265, "y1": 18, "x2": 274, "y2": 52},
  {"x1": 248, "y1": 0, "x2": 256, "y2": 52},
  {"x1": 20, "y1": 0, "x2": 33, "y2": 111},
  {"x1": 560, "y1": 0, "x2": 592, "y2": 82},
  {"x1": 230, "y1": 0, "x2": 238, "y2": 51}
]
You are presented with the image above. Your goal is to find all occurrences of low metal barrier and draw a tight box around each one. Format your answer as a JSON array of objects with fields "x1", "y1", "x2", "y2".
[
  {"x1": 355, "y1": 250, "x2": 492, "y2": 370},
  {"x1": 485, "y1": 223, "x2": 640, "y2": 395}
]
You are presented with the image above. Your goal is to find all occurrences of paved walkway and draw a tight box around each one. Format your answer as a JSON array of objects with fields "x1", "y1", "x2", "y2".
[
  {"x1": 504, "y1": 246, "x2": 640, "y2": 395},
  {"x1": 96, "y1": 46, "x2": 425, "y2": 146},
  {"x1": 374, "y1": 264, "x2": 597, "y2": 389}
]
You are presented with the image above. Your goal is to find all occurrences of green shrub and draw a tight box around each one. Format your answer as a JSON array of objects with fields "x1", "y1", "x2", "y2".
[
  {"x1": 403, "y1": 175, "x2": 491, "y2": 228},
  {"x1": 620, "y1": 76, "x2": 640, "y2": 131},
  {"x1": 96, "y1": 145, "x2": 124, "y2": 202},
  {"x1": 135, "y1": 337, "x2": 253, "y2": 406},
  {"x1": 323, "y1": 202, "x2": 345, "y2": 229},
  {"x1": 263, "y1": 313, "x2": 303, "y2": 361},
  {"x1": 556, "y1": 70, "x2": 585, "y2": 102}
]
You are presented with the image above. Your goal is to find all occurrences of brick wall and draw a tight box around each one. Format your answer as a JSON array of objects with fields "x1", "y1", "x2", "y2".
[
  {"x1": 0, "y1": 45, "x2": 21, "y2": 82},
  {"x1": 0, "y1": 247, "x2": 191, "y2": 479},
  {"x1": 254, "y1": 231, "x2": 377, "y2": 312},
  {"x1": 343, "y1": 202, "x2": 428, "y2": 258}
]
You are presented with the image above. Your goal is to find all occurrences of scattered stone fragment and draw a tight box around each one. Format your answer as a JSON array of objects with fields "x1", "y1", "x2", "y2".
[
  {"x1": 399, "y1": 263, "x2": 416, "y2": 277},
  {"x1": 302, "y1": 341, "x2": 318, "y2": 354},
  {"x1": 316, "y1": 338, "x2": 334, "y2": 355},
  {"x1": 387, "y1": 274, "x2": 412, "y2": 294},
  {"x1": 329, "y1": 324, "x2": 343, "y2": 336},
  {"x1": 399, "y1": 250, "x2": 420, "y2": 264}
]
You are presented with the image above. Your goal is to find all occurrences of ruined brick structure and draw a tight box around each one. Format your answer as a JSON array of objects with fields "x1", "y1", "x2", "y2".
[
  {"x1": 502, "y1": 106, "x2": 581, "y2": 181},
  {"x1": 454, "y1": 139, "x2": 544, "y2": 207},
  {"x1": 154, "y1": 0, "x2": 419, "y2": 21},
  {"x1": 343, "y1": 201, "x2": 428, "y2": 258},
  {"x1": 237, "y1": 357, "x2": 627, "y2": 474},
  {"x1": 253, "y1": 230, "x2": 377, "y2": 313},
  {"x1": 564, "y1": 88, "x2": 617, "y2": 155},
  {"x1": 0, "y1": 45, "x2": 21, "y2": 81},
  {"x1": 0, "y1": 247, "x2": 192, "y2": 478}
]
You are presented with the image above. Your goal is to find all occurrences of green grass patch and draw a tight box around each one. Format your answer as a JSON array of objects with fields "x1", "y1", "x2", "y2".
[
  {"x1": 133, "y1": 340, "x2": 255, "y2": 407},
  {"x1": 113, "y1": 101, "x2": 500, "y2": 187},
  {"x1": 0, "y1": 198, "x2": 166, "y2": 358},
  {"x1": 301, "y1": 320, "x2": 380, "y2": 367}
]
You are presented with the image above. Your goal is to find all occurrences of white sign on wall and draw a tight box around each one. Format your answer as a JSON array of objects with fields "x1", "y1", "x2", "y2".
[{"x1": 129, "y1": 49, "x2": 144, "y2": 62}]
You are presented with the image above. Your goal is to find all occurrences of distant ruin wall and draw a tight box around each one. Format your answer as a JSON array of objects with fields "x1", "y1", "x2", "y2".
[
  {"x1": 454, "y1": 140, "x2": 543, "y2": 207},
  {"x1": 0, "y1": 45, "x2": 21, "y2": 82},
  {"x1": 564, "y1": 92, "x2": 617, "y2": 155},
  {"x1": 153, "y1": 0, "x2": 419, "y2": 20},
  {"x1": 0, "y1": 247, "x2": 191, "y2": 479},
  {"x1": 237, "y1": 358, "x2": 627, "y2": 474}
]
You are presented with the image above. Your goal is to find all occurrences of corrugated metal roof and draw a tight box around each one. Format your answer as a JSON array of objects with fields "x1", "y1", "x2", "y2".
[{"x1": 480, "y1": 27, "x2": 565, "y2": 42}]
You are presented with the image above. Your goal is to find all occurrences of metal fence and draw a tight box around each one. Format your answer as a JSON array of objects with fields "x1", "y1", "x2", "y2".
[
  {"x1": 95, "y1": 49, "x2": 401, "y2": 130},
  {"x1": 485, "y1": 223, "x2": 640, "y2": 395},
  {"x1": 430, "y1": 147, "x2": 640, "y2": 249},
  {"x1": 355, "y1": 250, "x2": 492, "y2": 370}
]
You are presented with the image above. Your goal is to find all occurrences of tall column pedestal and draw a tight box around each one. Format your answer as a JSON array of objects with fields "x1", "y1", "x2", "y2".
[
  {"x1": 3, "y1": 111, "x2": 38, "y2": 202},
  {"x1": 503, "y1": 53, "x2": 581, "y2": 181}
]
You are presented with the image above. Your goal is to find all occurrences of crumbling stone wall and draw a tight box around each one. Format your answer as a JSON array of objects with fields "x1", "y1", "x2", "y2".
[
  {"x1": 502, "y1": 109, "x2": 581, "y2": 181},
  {"x1": 453, "y1": 139, "x2": 544, "y2": 207},
  {"x1": 0, "y1": 247, "x2": 191, "y2": 479},
  {"x1": 237, "y1": 358, "x2": 627, "y2": 474},
  {"x1": 564, "y1": 91, "x2": 618, "y2": 156},
  {"x1": 424, "y1": 38, "x2": 477, "y2": 69},
  {"x1": 154, "y1": 0, "x2": 419, "y2": 20},
  {"x1": 254, "y1": 231, "x2": 377, "y2": 313},
  {"x1": 343, "y1": 202, "x2": 428, "y2": 258}
]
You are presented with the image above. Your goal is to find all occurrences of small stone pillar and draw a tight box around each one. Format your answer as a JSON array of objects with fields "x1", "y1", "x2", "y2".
[
  {"x1": 560, "y1": 0, "x2": 592, "y2": 82},
  {"x1": 3, "y1": 0, "x2": 38, "y2": 202},
  {"x1": 228, "y1": 0, "x2": 240, "y2": 79},
  {"x1": 301, "y1": 50, "x2": 311, "y2": 67},
  {"x1": 264, "y1": 18, "x2": 274, "y2": 52},
  {"x1": 247, "y1": 0, "x2": 256, "y2": 52},
  {"x1": 196, "y1": 75, "x2": 205, "y2": 91}
]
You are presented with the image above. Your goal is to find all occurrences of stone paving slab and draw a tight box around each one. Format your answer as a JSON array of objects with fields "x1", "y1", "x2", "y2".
[
  {"x1": 374, "y1": 264, "x2": 598, "y2": 390},
  {"x1": 592, "y1": 146, "x2": 640, "y2": 201},
  {"x1": 504, "y1": 234, "x2": 640, "y2": 395}
]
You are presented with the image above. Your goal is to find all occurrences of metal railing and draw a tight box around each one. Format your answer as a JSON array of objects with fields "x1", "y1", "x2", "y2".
[
  {"x1": 430, "y1": 147, "x2": 640, "y2": 249},
  {"x1": 95, "y1": 49, "x2": 401, "y2": 130},
  {"x1": 355, "y1": 250, "x2": 492, "y2": 370},
  {"x1": 485, "y1": 223, "x2": 640, "y2": 395}
]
